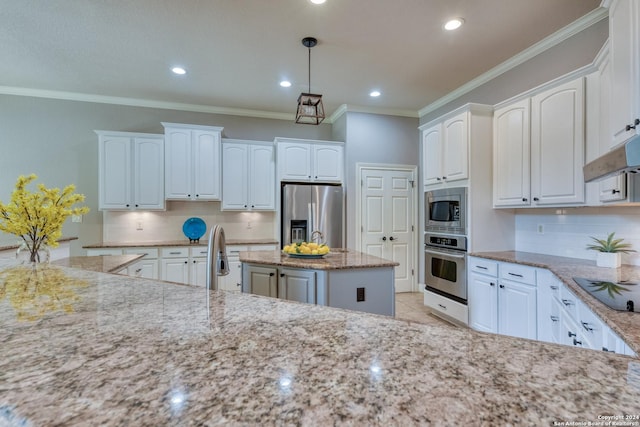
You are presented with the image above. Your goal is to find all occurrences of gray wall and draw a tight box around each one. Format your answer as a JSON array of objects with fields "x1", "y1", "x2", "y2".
[
  {"x1": 421, "y1": 17, "x2": 608, "y2": 124},
  {"x1": 0, "y1": 94, "x2": 332, "y2": 254},
  {"x1": 341, "y1": 112, "x2": 419, "y2": 248}
]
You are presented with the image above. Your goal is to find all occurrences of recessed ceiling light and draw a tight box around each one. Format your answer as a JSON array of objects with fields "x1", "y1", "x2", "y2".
[
  {"x1": 444, "y1": 18, "x2": 464, "y2": 31},
  {"x1": 280, "y1": 80, "x2": 292, "y2": 88},
  {"x1": 171, "y1": 67, "x2": 186, "y2": 75},
  {"x1": 310, "y1": 0, "x2": 326, "y2": 4},
  {"x1": 370, "y1": 90, "x2": 381, "y2": 97}
]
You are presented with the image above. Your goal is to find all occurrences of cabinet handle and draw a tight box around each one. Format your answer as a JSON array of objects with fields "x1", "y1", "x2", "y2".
[
  {"x1": 269, "y1": 272, "x2": 275, "y2": 277},
  {"x1": 280, "y1": 273, "x2": 285, "y2": 277},
  {"x1": 625, "y1": 118, "x2": 640, "y2": 131},
  {"x1": 550, "y1": 285, "x2": 558, "y2": 290},
  {"x1": 602, "y1": 347, "x2": 614, "y2": 352},
  {"x1": 562, "y1": 299, "x2": 573, "y2": 306},
  {"x1": 195, "y1": 194, "x2": 199, "y2": 198},
  {"x1": 438, "y1": 304, "x2": 447, "y2": 310},
  {"x1": 499, "y1": 284, "x2": 505, "y2": 289},
  {"x1": 193, "y1": 260, "x2": 196, "y2": 264},
  {"x1": 573, "y1": 338, "x2": 582, "y2": 346},
  {"x1": 188, "y1": 194, "x2": 191, "y2": 198},
  {"x1": 382, "y1": 236, "x2": 387, "y2": 241},
  {"x1": 315, "y1": 176, "x2": 318, "y2": 179},
  {"x1": 568, "y1": 331, "x2": 577, "y2": 338},
  {"x1": 533, "y1": 197, "x2": 539, "y2": 202},
  {"x1": 612, "y1": 189, "x2": 621, "y2": 194},
  {"x1": 550, "y1": 315, "x2": 559, "y2": 322},
  {"x1": 184, "y1": 261, "x2": 188, "y2": 264},
  {"x1": 442, "y1": 176, "x2": 447, "y2": 180},
  {"x1": 135, "y1": 268, "x2": 142, "y2": 274},
  {"x1": 476, "y1": 265, "x2": 488, "y2": 270},
  {"x1": 581, "y1": 321, "x2": 593, "y2": 332},
  {"x1": 126, "y1": 204, "x2": 130, "y2": 207},
  {"x1": 522, "y1": 198, "x2": 528, "y2": 202},
  {"x1": 308, "y1": 176, "x2": 311, "y2": 179},
  {"x1": 135, "y1": 204, "x2": 139, "y2": 207},
  {"x1": 508, "y1": 272, "x2": 523, "y2": 278},
  {"x1": 436, "y1": 177, "x2": 442, "y2": 181},
  {"x1": 169, "y1": 252, "x2": 181, "y2": 255},
  {"x1": 389, "y1": 236, "x2": 395, "y2": 241},
  {"x1": 236, "y1": 282, "x2": 241, "y2": 287},
  {"x1": 490, "y1": 282, "x2": 495, "y2": 287},
  {"x1": 244, "y1": 205, "x2": 247, "y2": 208},
  {"x1": 251, "y1": 205, "x2": 255, "y2": 208}
]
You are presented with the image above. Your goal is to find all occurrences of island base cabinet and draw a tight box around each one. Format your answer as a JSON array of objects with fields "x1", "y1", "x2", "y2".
[
  {"x1": 279, "y1": 268, "x2": 316, "y2": 304},
  {"x1": 318, "y1": 268, "x2": 395, "y2": 317},
  {"x1": 242, "y1": 264, "x2": 278, "y2": 298}
]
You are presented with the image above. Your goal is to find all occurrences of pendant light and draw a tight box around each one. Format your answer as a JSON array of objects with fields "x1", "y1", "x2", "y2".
[{"x1": 295, "y1": 37, "x2": 325, "y2": 125}]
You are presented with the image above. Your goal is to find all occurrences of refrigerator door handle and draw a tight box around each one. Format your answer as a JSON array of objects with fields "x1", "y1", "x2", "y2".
[{"x1": 308, "y1": 202, "x2": 314, "y2": 237}]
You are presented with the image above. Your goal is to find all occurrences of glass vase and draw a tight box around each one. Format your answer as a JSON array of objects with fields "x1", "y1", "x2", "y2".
[{"x1": 15, "y1": 240, "x2": 50, "y2": 265}]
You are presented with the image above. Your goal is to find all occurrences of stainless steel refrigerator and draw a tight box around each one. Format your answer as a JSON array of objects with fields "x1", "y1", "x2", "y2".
[{"x1": 281, "y1": 183, "x2": 344, "y2": 248}]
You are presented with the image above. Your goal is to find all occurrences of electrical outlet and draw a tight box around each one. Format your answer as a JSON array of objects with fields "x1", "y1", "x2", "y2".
[
  {"x1": 71, "y1": 214, "x2": 83, "y2": 223},
  {"x1": 537, "y1": 224, "x2": 544, "y2": 234},
  {"x1": 136, "y1": 221, "x2": 143, "y2": 231},
  {"x1": 247, "y1": 221, "x2": 252, "y2": 229}
]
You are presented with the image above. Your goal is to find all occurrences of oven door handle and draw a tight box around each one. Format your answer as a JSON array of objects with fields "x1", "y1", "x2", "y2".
[{"x1": 424, "y1": 248, "x2": 466, "y2": 259}]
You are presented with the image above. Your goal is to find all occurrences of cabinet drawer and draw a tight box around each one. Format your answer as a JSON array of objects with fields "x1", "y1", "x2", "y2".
[
  {"x1": 537, "y1": 269, "x2": 561, "y2": 300},
  {"x1": 161, "y1": 247, "x2": 190, "y2": 258},
  {"x1": 499, "y1": 262, "x2": 536, "y2": 285},
  {"x1": 226, "y1": 245, "x2": 249, "y2": 257},
  {"x1": 189, "y1": 246, "x2": 210, "y2": 258},
  {"x1": 469, "y1": 257, "x2": 498, "y2": 276},
  {"x1": 558, "y1": 284, "x2": 579, "y2": 320},
  {"x1": 124, "y1": 248, "x2": 159, "y2": 259}
]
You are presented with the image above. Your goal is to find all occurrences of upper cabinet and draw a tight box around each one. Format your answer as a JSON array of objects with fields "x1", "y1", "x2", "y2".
[
  {"x1": 275, "y1": 138, "x2": 344, "y2": 183},
  {"x1": 609, "y1": 0, "x2": 640, "y2": 147},
  {"x1": 493, "y1": 77, "x2": 585, "y2": 207},
  {"x1": 421, "y1": 111, "x2": 469, "y2": 187},
  {"x1": 162, "y1": 122, "x2": 223, "y2": 201},
  {"x1": 97, "y1": 131, "x2": 165, "y2": 211},
  {"x1": 222, "y1": 139, "x2": 275, "y2": 211}
]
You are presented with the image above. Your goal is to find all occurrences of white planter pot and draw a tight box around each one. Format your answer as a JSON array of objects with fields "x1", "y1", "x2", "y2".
[{"x1": 596, "y1": 252, "x2": 621, "y2": 268}]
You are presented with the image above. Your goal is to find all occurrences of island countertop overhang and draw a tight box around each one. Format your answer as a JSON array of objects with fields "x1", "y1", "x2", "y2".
[{"x1": 239, "y1": 249, "x2": 399, "y2": 270}]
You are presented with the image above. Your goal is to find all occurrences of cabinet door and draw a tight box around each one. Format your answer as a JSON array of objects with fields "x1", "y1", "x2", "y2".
[
  {"x1": 245, "y1": 264, "x2": 278, "y2": 297},
  {"x1": 530, "y1": 78, "x2": 585, "y2": 205},
  {"x1": 609, "y1": 0, "x2": 640, "y2": 147},
  {"x1": 422, "y1": 124, "x2": 443, "y2": 186},
  {"x1": 279, "y1": 268, "x2": 316, "y2": 303},
  {"x1": 497, "y1": 279, "x2": 537, "y2": 340},
  {"x1": 190, "y1": 258, "x2": 207, "y2": 287},
  {"x1": 278, "y1": 143, "x2": 312, "y2": 181},
  {"x1": 221, "y1": 259, "x2": 242, "y2": 292},
  {"x1": 165, "y1": 128, "x2": 192, "y2": 199},
  {"x1": 221, "y1": 143, "x2": 249, "y2": 209},
  {"x1": 161, "y1": 258, "x2": 189, "y2": 284},
  {"x1": 559, "y1": 308, "x2": 588, "y2": 349},
  {"x1": 536, "y1": 269, "x2": 561, "y2": 343},
  {"x1": 128, "y1": 259, "x2": 159, "y2": 280},
  {"x1": 442, "y1": 112, "x2": 469, "y2": 182},
  {"x1": 312, "y1": 145, "x2": 343, "y2": 182},
  {"x1": 99, "y1": 135, "x2": 132, "y2": 209},
  {"x1": 493, "y1": 99, "x2": 531, "y2": 207},
  {"x1": 249, "y1": 144, "x2": 275, "y2": 210},
  {"x1": 134, "y1": 137, "x2": 165, "y2": 210},
  {"x1": 468, "y1": 272, "x2": 498, "y2": 333},
  {"x1": 192, "y1": 130, "x2": 221, "y2": 200}
]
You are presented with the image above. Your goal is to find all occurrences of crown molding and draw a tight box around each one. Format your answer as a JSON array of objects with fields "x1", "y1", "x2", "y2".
[
  {"x1": 418, "y1": 6, "x2": 609, "y2": 118},
  {"x1": 0, "y1": 86, "x2": 296, "y2": 121},
  {"x1": 329, "y1": 104, "x2": 419, "y2": 123}
]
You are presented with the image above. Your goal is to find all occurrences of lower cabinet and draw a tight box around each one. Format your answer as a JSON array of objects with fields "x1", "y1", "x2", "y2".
[{"x1": 242, "y1": 263, "x2": 395, "y2": 316}]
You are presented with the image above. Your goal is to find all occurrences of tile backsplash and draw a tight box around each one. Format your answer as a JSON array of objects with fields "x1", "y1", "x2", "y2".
[
  {"x1": 103, "y1": 201, "x2": 276, "y2": 243},
  {"x1": 515, "y1": 207, "x2": 640, "y2": 266}
]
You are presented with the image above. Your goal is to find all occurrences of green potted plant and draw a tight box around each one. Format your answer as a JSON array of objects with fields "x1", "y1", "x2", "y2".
[{"x1": 586, "y1": 232, "x2": 635, "y2": 268}]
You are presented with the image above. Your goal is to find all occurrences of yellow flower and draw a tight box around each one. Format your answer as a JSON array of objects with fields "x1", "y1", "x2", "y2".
[{"x1": 0, "y1": 174, "x2": 89, "y2": 262}]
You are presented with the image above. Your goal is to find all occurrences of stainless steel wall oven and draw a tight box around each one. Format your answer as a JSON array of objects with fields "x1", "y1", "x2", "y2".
[{"x1": 424, "y1": 232, "x2": 467, "y2": 304}]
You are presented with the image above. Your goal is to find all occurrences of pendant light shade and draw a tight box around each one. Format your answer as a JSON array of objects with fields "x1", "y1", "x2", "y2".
[{"x1": 295, "y1": 37, "x2": 325, "y2": 125}]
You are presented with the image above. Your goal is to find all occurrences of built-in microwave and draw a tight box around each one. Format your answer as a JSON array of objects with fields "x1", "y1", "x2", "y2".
[{"x1": 425, "y1": 187, "x2": 467, "y2": 234}]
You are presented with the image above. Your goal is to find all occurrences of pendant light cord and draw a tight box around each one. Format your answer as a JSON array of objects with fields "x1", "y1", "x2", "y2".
[{"x1": 308, "y1": 46, "x2": 311, "y2": 93}]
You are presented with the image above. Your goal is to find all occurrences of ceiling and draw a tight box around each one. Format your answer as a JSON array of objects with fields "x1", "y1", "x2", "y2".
[{"x1": 0, "y1": 0, "x2": 603, "y2": 121}]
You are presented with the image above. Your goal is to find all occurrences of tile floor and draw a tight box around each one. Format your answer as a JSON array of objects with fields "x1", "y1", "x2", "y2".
[{"x1": 394, "y1": 292, "x2": 456, "y2": 328}]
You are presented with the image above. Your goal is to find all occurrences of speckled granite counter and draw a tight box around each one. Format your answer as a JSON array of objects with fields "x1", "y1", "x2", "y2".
[
  {"x1": 1, "y1": 259, "x2": 640, "y2": 424},
  {"x1": 51, "y1": 254, "x2": 145, "y2": 273},
  {"x1": 239, "y1": 249, "x2": 399, "y2": 270},
  {"x1": 0, "y1": 236, "x2": 78, "y2": 252},
  {"x1": 470, "y1": 251, "x2": 640, "y2": 355},
  {"x1": 83, "y1": 238, "x2": 278, "y2": 249}
]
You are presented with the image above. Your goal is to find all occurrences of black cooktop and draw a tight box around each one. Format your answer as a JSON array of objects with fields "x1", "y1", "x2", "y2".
[{"x1": 573, "y1": 277, "x2": 638, "y2": 312}]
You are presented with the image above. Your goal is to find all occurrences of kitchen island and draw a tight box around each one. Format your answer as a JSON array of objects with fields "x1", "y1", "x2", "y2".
[
  {"x1": 240, "y1": 249, "x2": 399, "y2": 316},
  {"x1": 1, "y1": 259, "x2": 640, "y2": 424}
]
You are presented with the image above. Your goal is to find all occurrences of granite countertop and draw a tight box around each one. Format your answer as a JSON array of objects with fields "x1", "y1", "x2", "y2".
[
  {"x1": 470, "y1": 251, "x2": 640, "y2": 355},
  {"x1": 1, "y1": 259, "x2": 639, "y2": 424},
  {"x1": 51, "y1": 254, "x2": 145, "y2": 273},
  {"x1": 239, "y1": 249, "x2": 399, "y2": 270},
  {"x1": 83, "y1": 238, "x2": 278, "y2": 249},
  {"x1": 0, "y1": 237, "x2": 78, "y2": 252}
]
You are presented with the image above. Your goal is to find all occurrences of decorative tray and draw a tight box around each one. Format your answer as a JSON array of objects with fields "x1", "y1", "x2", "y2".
[{"x1": 284, "y1": 253, "x2": 327, "y2": 259}]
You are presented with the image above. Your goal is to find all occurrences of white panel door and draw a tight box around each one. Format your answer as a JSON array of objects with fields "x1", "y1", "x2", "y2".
[
  {"x1": 190, "y1": 258, "x2": 207, "y2": 287},
  {"x1": 468, "y1": 272, "x2": 498, "y2": 333},
  {"x1": 164, "y1": 128, "x2": 192, "y2": 199},
  {"x1": 422, "y1": 124, "x2": 442, "y2": 186},
  {"x1": 161, "y1": 258, "x2": 189, "y2": 284},
  {"x1": 99, "y1": 135, "x2": 131, "y2": 209},
  {"x1": 279, "y1": 268, "x2": 316, "y2": 303},
  {"x1": 193, "y1": 130, "x2": 221, "y2": 200},
  {"x1": 442, "y1": 112, "x2": 469, "y2": 182},
  {"x1": 361, "y1": 168, "x2": 415, "y2": 293},
  {"x1": 278, "y1": 143, "x2": 312, "y2": 181},
  {"x1": 313, "y1": 145, "x2": 343, "y2": 182},
  {"x1": 134, "y1": 137, "x2": 164, "y2": 210},
  {"x1": 249, "y1": 144, "x2": 275, "y2": 210},
  {"x1": 497, "y1": 279, "x2": 537, "y2": 340},
  {"x1": 222, "y1": 143, "x2": 249, "y2": 209}
]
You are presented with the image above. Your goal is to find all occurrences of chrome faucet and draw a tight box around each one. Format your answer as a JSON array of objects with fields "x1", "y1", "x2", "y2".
[
  {"x1": 311, "y1": 230, "x2": 324, "y2": 244},
  {"x1": 206, "y1": 224, "x2": 229, "y2": 290}
]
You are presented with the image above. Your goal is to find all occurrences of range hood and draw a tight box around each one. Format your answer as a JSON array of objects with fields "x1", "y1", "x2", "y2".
[{"x1": 583, "y1": 134, "x2": 640, "y2": 182}]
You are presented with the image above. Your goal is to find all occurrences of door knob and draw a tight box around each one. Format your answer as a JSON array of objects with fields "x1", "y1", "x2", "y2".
[{"x1": 382, "y1": 236, "x2": 387, "y2": 241}]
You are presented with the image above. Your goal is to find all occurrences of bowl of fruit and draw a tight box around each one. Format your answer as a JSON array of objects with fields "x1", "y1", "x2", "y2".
[{"x1": 282, "y1": 242, "x2": 330, "y2": 258}]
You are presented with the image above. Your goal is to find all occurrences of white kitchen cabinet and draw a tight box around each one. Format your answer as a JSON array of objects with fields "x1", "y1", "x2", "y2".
[
  {"x1": 609, "y1": 0, "x2": 640, "y2": 147},
  {"x1": 467, "y1": 257, "x2": 536, "y2": 340},
  {"x1": 278, "y1": 268, "x2": 316, "y2": 303},
  {"x1": 163, "y1": 123, "x2": 223, "y2": 201},
  {"x1": 421, "y1": 111, "x2": 468, "y2": 187},
  {"x1": 222, "y1": 140, "x2": 275, "y2": 211},
  {"x1": 275, "y1": 138, "x2": 344, "y2": 183},
  {"x1": 493, "y1": 99, "x2": 531, "y2": 207},
  {"x1": 123, "y1": 248, "x2": 159, "y2": 279},
  {"x1": 493, "y1": 77, "x2": 585, "y2": 207},
  {"x1": 161, "y1": 257, "x2": 190, "y2": 284},
  {"x1": 97, "y1": 131, "x2": 165, "y2": 210},
  {"x1": 243, "y1": 264, "x2": 278, "y2": 297},
  {"x1": 530, "y1": 77, "x2": 585, "y2": 206}
]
